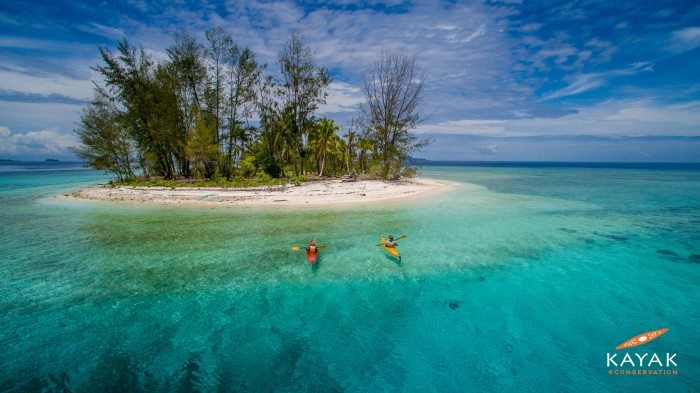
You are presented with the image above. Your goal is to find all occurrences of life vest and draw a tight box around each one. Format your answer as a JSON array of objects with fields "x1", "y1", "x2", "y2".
[{"x1": 309, "y1": 245, "x2": 317, "y2": 253}]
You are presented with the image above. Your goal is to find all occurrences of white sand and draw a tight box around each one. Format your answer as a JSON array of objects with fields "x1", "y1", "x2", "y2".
[{"x1": 67, "y1": 177, "x2": 458, "y2": 208}]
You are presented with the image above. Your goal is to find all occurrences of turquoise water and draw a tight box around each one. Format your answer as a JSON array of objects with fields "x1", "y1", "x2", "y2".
[{"x1": 1, "y1": 162, "x2": 698, "y2": 391}]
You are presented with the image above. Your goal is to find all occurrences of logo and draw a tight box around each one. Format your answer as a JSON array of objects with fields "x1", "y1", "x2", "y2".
[
  {"x1": 606, "y1": 328, "x2": 678, "y2": 376},
  {"x1": 615, "y1": 328, "x2": 669, "y2": 350}
]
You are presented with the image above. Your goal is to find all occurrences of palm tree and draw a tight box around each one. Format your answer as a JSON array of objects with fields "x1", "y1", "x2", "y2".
[
  {"x1": 344, "y1": 130, "x2": 356, "y2": 174},
  {"x1": 328, "y1": 134, "x2": 346, "y2": 175},
  {"x1": 356, "y1": 137, "x2": 374, "y2": 174},
  {"x1": 311, "y1": 118, "x2": 342, "y2": 176}
]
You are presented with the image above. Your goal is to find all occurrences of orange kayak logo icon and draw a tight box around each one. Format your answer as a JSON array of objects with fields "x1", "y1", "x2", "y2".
[
  {"x1": 606, "y1": 328, "x2": 678, "y2": 376},
  {"x1": 615, "y1": 328, "x2": 669, "y2": 350}
]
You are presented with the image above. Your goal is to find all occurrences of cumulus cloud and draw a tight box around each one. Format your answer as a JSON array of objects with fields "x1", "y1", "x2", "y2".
[{"x1": 0, "y1": 126, "x2": 77, "y2": 157}]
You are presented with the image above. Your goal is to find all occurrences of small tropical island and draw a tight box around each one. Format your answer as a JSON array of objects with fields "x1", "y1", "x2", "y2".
[{"x1": 71, "y1": 30, "x2": 448, "y2": 206}]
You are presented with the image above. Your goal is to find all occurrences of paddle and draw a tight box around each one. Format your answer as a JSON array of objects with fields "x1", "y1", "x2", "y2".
[
  {"x1": 291, "y1": 244, "x2": 326, "y2": 251},
  {"x1": 377, "y1": 234, "x2": 408, "y2": 246}
]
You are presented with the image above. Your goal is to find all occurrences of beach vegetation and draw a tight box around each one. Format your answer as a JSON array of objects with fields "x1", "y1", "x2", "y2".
[
  {"x1": 72, "y1": 89, "x2": 136, "y2": 181},
  {"x1": 185, "y1": 110, "x2": 220, "y2": 179},
  {"x1": 110, "y1": 176, "x2": 282, "y2": 189},
  {"x1": 254, "y1": 153, "x2": 283, "y2": 178},
  {"x1": 238, "y1": 155, "x2": 256, "y2": 178},
  {"x1": 309, "y1": 117, "x2": 343, "y2": 177},
  {"x1": 277, "y1": 32, "x2": 331, "y2": 175},
  {"x1": 359, "y1": 48, "x2": 429, "y2": 178},
  {"x1": 290, "y1": 174, "x2": 307, "y2": 186},
  {"x1": 76, "y1": 31, "x2": 429, "y2": 186}
]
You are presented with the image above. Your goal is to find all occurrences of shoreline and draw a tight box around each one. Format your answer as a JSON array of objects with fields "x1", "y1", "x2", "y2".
[{"x1": 64, "y1": 177, "x2": 459, "y2": 208}]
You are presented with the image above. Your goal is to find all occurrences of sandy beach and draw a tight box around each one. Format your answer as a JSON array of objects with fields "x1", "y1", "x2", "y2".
[{"x1": 67, "y1": 177, "x2": 458, "y2": 207}]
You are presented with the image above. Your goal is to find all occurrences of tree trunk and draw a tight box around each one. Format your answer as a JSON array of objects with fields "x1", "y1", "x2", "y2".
[{"x1": 319, "y1": 149, "x2": 326, "y2": 177}]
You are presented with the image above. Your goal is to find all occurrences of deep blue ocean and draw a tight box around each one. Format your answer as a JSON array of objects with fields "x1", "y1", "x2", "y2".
[{"x1": 0, "y1": 161, "x2": 698, "y2": 392}]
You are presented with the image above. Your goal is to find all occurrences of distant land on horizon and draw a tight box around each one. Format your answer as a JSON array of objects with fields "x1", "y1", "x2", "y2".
[{"x1": 0, "y1": 159, "x2": 82, "y2": 164}]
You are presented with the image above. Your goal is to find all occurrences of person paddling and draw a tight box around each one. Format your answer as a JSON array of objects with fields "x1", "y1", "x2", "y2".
[
  {"x1": 305, "y1": 239, "x2": 318, "y2": 254},
  {"x1": 384, "y1": 235, "x2": 398, "y2": 248}
]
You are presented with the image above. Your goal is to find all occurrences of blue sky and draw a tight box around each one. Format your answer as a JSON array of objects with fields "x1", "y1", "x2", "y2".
[{"x1": 1, "y1": 0, "x2": 699, "y2": 161}]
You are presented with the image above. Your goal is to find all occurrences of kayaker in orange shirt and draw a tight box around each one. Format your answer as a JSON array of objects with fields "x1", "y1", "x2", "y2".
[{"x1": 305, "y1": 239, "x2": 317, "y2": 254}]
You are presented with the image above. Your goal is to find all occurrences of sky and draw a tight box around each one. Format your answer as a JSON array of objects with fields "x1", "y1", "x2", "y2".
[{"x1": 0, "y1": 0, "x2": 699, "y2": 161}]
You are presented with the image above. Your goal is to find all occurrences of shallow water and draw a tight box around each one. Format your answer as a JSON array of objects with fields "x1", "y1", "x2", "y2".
[{"x1": 1, "y1": 162, "x2": 698, "y2": 391}]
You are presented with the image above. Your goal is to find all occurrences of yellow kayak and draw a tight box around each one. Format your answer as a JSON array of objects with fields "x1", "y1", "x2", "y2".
[{"x1": 380, "y1": 236, "x2": 401, "y2": 260}]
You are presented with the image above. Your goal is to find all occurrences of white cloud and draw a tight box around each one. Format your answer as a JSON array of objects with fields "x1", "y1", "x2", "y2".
[
  {"x1": 543, "y1": 73, "x2": 606, "y2": 100},
  {"x1": 605, "y1": 101, "x2": 700, "y2": 126},
  {"x1": 0, "y1": 102, "x2": 82, "y2": 137},
  {"x1": 669, "y1": 100, "x2": 700, "y2": 110},
  {"x1": 432, "y1": 24, "x2": 458, "y2": 31},
  {"x1": 591, "y1": 40, "x2": 616, "y2": 60},
  {"x1": 77, "y1": 23, "x2": 126, "y2": 40},
  {"x1": 0, "y1": 68, "x2": 96, "y2": 101},
  {"x1": 669, "y1": 26, "x2": 700, "y2": 52},
  {"x1": 458, "y1": 24, "x2": 487, "y2": 44},
  {"x1": 543, "y1": 62, "x2": 654, "y2": 100},
  {"x1": 533, "y1": 45, "x2": 578, "y2": 66},
  {"x1": 212, "y1": 0, "x2": 515, "y2": 106},
  {"x1": 673, "y1": 26, "x2": 700, "y2": 42},
  {"x1": 519, "y1": 23, "x2": 541, "y2": 32},
  {"x1": 417, "y1": 99, "x2": 700, "y2": 137},
  {"x1": 0, "y1": 125, "x2": 77, "y2": 156},
  {"x1": 320, "y1": 81, "x2": 364, "y2": 114},
  {"x1": 418, "y1": 119, "x2": 508, "y2": 135},
  {"x1": 475, "y1": 144, "x2": 499, "y2": 155},
  {"x1": 0, "y1": 37, "x2": 54, "y2": 50}
]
